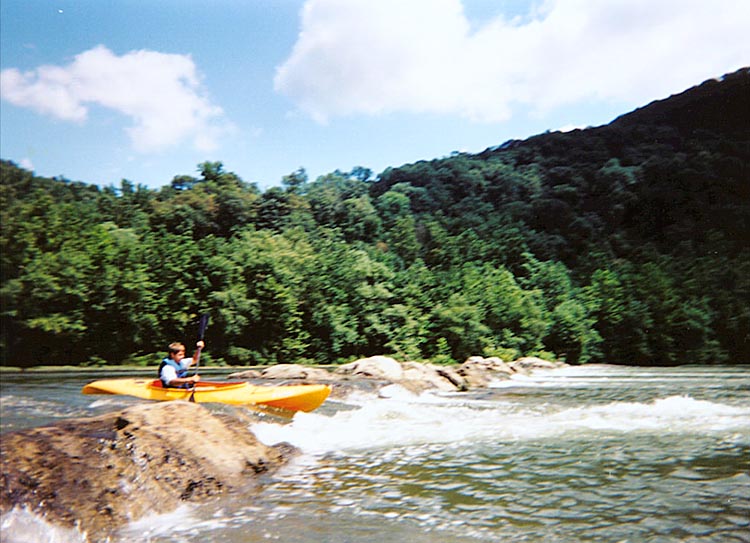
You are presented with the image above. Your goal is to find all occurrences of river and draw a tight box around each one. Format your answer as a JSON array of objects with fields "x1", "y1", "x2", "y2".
[{"x1": 1, "y1": 365, "x2": 749, "y2": 542}]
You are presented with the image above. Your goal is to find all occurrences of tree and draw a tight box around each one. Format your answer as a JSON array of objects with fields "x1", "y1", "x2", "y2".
[
  {"x1": 429, "y1": 293, "x2": 491, "y2": 362},
  {"x1": 544, "y1": 300, "x2": 601, "y2": 364},
  {"x1": 281, "y1": 167, "x2": 308, "y2": 194}
]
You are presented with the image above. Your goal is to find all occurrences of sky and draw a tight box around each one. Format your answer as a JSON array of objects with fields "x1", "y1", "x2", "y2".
[{"x1": 1, "y1": 0, "x2": 749, "y2": 190}]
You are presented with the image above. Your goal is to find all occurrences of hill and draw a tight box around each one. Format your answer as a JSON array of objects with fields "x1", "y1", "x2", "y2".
[
  {"x1": 373, "y1": 68, "x2": 749, "y2": 266},
  {"x1": 1, "y1": 69, "x2": 748, "y2": 367}
]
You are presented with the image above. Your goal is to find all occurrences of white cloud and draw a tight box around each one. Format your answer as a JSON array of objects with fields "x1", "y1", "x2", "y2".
[
  {"x1": 0, "y1": 45, "x2": 227, "y2": 152},
  {"x1": 275, "y1": 0, "x2": 750, "y2": 123},
  {"x1": 19, "y1": 158, "x2": 35, "y2": 171}
]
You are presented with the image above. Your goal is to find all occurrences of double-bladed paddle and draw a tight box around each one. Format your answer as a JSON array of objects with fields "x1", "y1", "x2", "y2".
[{"x1": 189, "y1": 313, "x2": 210, "y2": 403}]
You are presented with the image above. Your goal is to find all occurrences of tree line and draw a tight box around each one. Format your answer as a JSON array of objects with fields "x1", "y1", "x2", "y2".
[{"x1": 1, "y1": 69, "x2": 748, "y2": 367}]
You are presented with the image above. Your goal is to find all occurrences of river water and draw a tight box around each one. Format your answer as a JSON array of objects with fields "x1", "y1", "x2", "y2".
[{"x1": 1, "y1": 365, "x2": 749, "y2": 542}]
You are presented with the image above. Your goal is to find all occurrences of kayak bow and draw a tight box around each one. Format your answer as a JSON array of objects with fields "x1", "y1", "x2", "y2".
[{"x1": 82, "y1": 378, "x2": 330, "y2": 413}]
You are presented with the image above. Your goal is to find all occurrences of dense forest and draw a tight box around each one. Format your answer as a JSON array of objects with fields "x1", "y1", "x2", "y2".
[{"x1": 2, "y1": 69, "x2": 748, "y2": 368}]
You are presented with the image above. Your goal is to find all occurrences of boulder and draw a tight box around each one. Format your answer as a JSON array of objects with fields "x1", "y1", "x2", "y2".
[
  {"x1": 457, "y1": 356, "x2": 513, "y2": 388},
  {"x1": 335, "y1": 356, "x2": 404, "y2": 382},
  {"x1": 335, "y1": 358, "x2": 466, "y2": 393},
  {"x1": 229, "y1": 356, "x2": 563, "y2": 395},
  {"x1": 226, "y1": 368, "x2": 262, "y2": 379},
  {"x1": 434, "y1": 365, "x2": 469, "y2": 390},
  {"x1": 401, "y1": 362, "x2": 466, "y2": 392},
  {"x1": 259, "y1": 364, "x2": 336, "y2": 381},
  {"x1": 509, "y1": 356, "x2": 562, "y2": 372},
  {"x1": 462, "y1": 356, "x2": 514, "y2": 374},
  {"x1": 0, "y1": 402, "x2": 294, "y2": 540}
]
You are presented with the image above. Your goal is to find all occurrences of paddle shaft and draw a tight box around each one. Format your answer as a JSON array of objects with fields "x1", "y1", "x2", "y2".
[
  {"x1": 193, "y1": 314, "x2": 209, "y2": 374},
  {"x1": 188, "y1": 345, "x2": 202, "y2": 403},
  {"x1": 189, "y1": 314, "x2": 209, "y2": 402}
]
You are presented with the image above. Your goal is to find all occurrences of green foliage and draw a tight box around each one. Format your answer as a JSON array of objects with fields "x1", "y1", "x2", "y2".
[
  {"x1": 544, "y1": 299, "x2": 602, "y2": 364},
  {"x1": 1, "y1": 70, "x2": 748, "y2": 367}
]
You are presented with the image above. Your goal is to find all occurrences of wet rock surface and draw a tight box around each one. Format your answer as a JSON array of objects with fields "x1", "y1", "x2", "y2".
[{"x1": 0, "y1": 401, "x2": 295, "y2": 540}]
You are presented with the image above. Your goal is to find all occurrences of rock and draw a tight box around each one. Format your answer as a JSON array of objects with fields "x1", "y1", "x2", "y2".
[
  {"x1": 457, "y1": 356, "x2": 513, "y2": 388},
  {"x1": 226, "y1": 364, "x2": 359, "y2": 401},
  {"x1": 463, "y1": 356, "x2": 514, "y2": 374},
  {"x1": 509, "y1": 356, "x2": 562, "y2": 372},
  {"x1": 335, "y1": 356, "x2": 404, "y2": 382},
  {"x1": 378, "y1": 383, "x2": 418, "y2": 399},
  {"x1": 231, "y1": 356, "x2": 563, "y2": 396},
  {"x1": 226, "y1": 368, "x2": 262, "y2": 379},
  {"x1": 334, "y1": 357, "x2": 467, "y2": 393},
  {"x1": 0, "y1": 402, "x2": 294, "y2": 540},
  {"x1": 434, "y1": 365, "x2": 469, "y2": 391},
  {"x1": 259, "y1": 364, "x2": 336, "y2": 381},
  {"x1": 401, "y1": 361, "x2": 465, "y2": 392}
]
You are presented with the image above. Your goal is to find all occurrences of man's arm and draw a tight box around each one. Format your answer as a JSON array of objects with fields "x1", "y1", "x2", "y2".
[{"x1": 166, "y1": 374, "x2": 200, "y2": 386}]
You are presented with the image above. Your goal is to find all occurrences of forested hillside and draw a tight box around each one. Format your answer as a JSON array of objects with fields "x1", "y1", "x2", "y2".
[{"x1": 2, "y1": 69, "x2": 748, "y2": 368}]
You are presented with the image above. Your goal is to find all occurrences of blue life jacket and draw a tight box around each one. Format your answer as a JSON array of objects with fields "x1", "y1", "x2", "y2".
[{"x1": 158, "y1": 357, "x2": 189, "y2": 388}]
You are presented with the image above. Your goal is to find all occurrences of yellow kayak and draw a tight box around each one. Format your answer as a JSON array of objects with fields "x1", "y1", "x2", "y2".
[{"x1": 82, "y1": 378, "x2": 331, "y2": 413}]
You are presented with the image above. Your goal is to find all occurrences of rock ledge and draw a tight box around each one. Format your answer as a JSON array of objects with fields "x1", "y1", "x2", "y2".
[
  {"x1": 229, "y1": 355, "x2": 567, "y2": 394},
  {"x1": 0, "y1": 401, "x2": 293, "y2": 539}
]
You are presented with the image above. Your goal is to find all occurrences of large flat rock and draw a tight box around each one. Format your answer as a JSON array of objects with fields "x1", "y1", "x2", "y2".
[{"x1": 0, "y1": 401, "x2": 293, "y2": 539}]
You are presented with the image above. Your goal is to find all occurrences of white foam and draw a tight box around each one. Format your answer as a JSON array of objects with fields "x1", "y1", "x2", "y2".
[
  {"x1": 253, "y1": 392, "x2": 750, "y2": 457},
  {"x1": 554, "y1": 395, "x2": 750, "y2": 433},
  {"x1": 119, "y1": 504, "x2": 224, "y2": 540},
  {"x1": 489, "y1": 364, "x2": 750, "y2": 390},
  {"x1": 87, "y1": 398, "x2": 123, "y2": 408},
  {"x1": 0, "y1": 507, "x2": 87, "y2": 543}
]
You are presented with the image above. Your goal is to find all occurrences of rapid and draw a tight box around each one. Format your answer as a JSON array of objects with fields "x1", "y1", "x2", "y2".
[{"x1": 1, "y1": 365, "x2": 749, "y2": 542}]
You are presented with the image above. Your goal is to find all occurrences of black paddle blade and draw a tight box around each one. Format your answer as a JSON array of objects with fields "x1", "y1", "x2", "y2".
[{"x1": 198, "y1": 314, "x2": 210, "y2": 341}]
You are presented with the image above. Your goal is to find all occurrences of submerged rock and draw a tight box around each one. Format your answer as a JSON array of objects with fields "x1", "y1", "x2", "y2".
[{"x1": 0, "y1": 401, "x2": 294, "y2": 540}]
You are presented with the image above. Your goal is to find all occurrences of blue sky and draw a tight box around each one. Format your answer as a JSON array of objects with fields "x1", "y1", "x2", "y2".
[{"x1": 2, "y1": 0, "x2": 748, "y2": 190}]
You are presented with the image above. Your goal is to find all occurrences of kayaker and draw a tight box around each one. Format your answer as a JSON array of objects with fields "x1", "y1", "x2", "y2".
[{"x1": 158, "y1": 340, "x2": 204, "y2": 388}]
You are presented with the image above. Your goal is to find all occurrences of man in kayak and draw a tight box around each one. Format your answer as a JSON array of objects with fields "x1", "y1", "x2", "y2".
[{"x1": 158, "y1": 340, "x2": 204, "y2": 388}]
